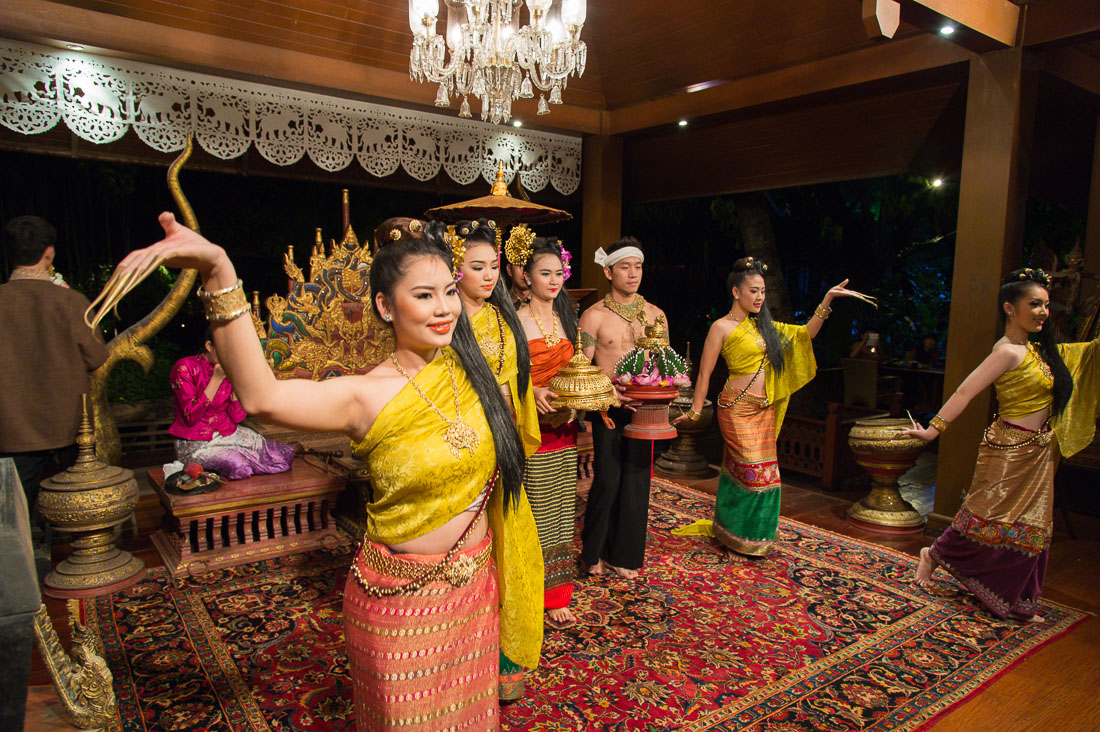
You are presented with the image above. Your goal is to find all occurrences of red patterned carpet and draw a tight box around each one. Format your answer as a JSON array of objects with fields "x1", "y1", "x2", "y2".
[{"x1": 85, "y1": 478, "x2": 1087, "y2": 731}]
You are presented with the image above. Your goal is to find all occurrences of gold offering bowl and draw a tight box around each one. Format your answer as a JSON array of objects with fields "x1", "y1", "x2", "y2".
[
  {"x1": 548, "y1": 338, "x2": 620, "y2": 427},
  {"x1": 846, "y1": 417, "x2": 927, "y2": 534},
  {"x1": 38, "y1": 398, "x2": 146, "y2": 597}
]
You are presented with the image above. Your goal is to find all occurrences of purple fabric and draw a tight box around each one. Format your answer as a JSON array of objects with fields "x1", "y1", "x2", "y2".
[
  {"x1": 175, "y1": 425, "x2": 294, "y2": 481},
  {"x1": 930, "y1": 526, "x2": 1048, "y2": 621}
]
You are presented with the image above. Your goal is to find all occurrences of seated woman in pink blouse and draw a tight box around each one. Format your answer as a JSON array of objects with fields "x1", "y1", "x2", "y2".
[{"x1": 168, "y1": 330, "x2": 294, "y2": 480}]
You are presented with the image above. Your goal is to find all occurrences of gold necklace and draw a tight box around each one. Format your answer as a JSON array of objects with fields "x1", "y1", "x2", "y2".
[
  {"x1": 1005, "y1": 334, "x2": 1028, "y2": 346},
  {"x1": 603, "y1": 293, "x2": 646, "y2": 323},
  {"x1": 391, "y1": 352, "x2": 480, "y2": 458},
  {"x1": 473, "y1": 303, "x2": 506, "y2": 376},
  {"x1": 531, "y1": 306, "x2": 560, "y2": 346}
]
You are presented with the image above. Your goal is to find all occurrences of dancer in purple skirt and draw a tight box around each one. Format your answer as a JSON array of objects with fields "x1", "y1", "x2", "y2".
[{"x1": 904, "y1": 268, "x2": 1100, "y2": 622}]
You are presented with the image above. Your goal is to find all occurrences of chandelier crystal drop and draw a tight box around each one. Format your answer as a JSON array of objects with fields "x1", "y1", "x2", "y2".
[{"x1": 409, "y1": 0, "x2": 587, "y2": 125}]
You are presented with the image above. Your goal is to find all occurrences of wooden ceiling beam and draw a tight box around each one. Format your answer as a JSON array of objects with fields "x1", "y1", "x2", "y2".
[
  {"x1": 0, "y1": 0, "x2": 604, "y2": 134},
  {"x1": 901, "y1": 0, "x2": 1020, "y2": 47},
  {"x1": 1040, "y1": 46, "x2": 1100, "y2": 100},
  {"x1": 607, "y1": 33, "x2": 970, "y2": 135}
]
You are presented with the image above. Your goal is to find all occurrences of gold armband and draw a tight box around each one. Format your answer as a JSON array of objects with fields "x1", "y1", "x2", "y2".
[
  {"x1": 929, "y1": 415, "x2": 950, "y2": 433},
  {"x1": 685, "y1": 409, "x2": 703, "y2": 422},
  {"x1": 814, "y1": 303, "x2": 832, "y2": 320},
  {"x1": 197, "y1": 279, "x2": 249, "y2": 323}
]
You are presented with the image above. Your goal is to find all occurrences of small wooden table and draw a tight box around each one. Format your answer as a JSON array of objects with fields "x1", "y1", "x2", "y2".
[{"x1": 148, "y1": 459, "x2": 349, "y2": 578}]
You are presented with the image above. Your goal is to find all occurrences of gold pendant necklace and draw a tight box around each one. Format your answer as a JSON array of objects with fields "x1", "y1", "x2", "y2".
[
  {"x1": 603, "y1": 293, "x2": 646, "y2": 323},
  {"x1": 474, "y1": 303, "x2": 506, "y2": 376},
  {"x1": 391, "y1": 352, "x2": 480, "y2": 458},
  {"x1": 532, "y1": 307, "x2": 561, "y2": 346}
]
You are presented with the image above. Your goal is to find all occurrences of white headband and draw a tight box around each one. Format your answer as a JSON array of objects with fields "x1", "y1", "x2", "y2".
[{"x1": 594, "y1": 246, "x2": 644, "y2": 268}]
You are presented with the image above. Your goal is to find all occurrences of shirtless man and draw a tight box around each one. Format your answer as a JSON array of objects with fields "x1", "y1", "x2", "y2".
[{"x1": 578, "y1": 236, "x2": 669, "y2": 579}]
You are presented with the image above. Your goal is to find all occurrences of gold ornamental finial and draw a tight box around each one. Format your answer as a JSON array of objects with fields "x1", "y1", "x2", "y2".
[{"x1": 490, "y1": 160, "x2": 509, "y2": 197}]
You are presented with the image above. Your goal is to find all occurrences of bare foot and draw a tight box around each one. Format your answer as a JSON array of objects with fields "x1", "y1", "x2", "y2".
[
  {"x1": 605, "y1": 562, "x2": 639, "y2": 580},
  {"x1": 583, "y1": 559, "x2": 604, "y2": 576},
  {"x1": 914, "y1": 547, "x2": 939, "y2": 588},
  {"x1": 547, "y1": 607, "x2": 577, "y2": 625},
  {"x1": 1027, "y1": 614, "x2": 1046, "y2": 624}
]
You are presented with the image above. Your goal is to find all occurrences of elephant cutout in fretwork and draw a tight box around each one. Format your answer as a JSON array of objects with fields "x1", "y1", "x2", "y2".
[{"x1": 251, "y1": 211, "x2": 394, "y2": 381}]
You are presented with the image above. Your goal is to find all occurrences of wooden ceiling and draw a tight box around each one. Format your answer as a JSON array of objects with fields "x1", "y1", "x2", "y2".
[{"x1": 39, "y1": 0, "x2": 921, "y2": 113}]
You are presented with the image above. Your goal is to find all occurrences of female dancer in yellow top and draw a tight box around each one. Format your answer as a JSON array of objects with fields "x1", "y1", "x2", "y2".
[
  {"x1": 676, "y1": 257, "x2": 867, "y2": 556},
  {"x1": 111, "y1": 213, "x2": 542, "y2": 731},
  {"x1": 904, "y1": 268, "x2": 1099, "y2": 621},
  {"x1": 451, "y1": 218, "x2": 542, "y2": 700}
]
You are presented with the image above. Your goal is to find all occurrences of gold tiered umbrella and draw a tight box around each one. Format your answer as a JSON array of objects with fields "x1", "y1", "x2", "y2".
[
  {"x1": 549, "y1": 338, "x2": 620, "y2": 428},
  {"x1": 424, "y1": 161, "x2": 572, "y2": 228}
]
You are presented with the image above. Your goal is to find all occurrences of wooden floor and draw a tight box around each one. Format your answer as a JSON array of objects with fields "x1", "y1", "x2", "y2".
[{"x1": 24, "y1": 460, "x2": 1100, "y2": 732}]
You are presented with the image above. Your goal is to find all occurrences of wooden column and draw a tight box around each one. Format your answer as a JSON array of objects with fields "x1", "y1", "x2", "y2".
[
  {"x1": 580, "y1": 126, "x2": 623, "y2": 296},
  {"x1": 930, "y1": 47, "x2": 1036, "y2": 530},
  {"x1": 1082, "y1": 114, "x2": 1100, "y2": 302}
]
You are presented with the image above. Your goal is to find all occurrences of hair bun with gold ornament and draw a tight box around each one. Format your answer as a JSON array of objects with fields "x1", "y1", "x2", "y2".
[
  {"x1": 505, "y1": 223, "x2": 536, "y2": 267},
  {"x1": 373, "y1": 217, "x2": 426, "y2": 251}
]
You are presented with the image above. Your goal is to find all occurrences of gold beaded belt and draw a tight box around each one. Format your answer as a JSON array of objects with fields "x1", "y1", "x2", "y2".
[
  {"x1": 982, "y1": 416, "x2": 1053, "y2": 451},
  {"x1": 355, "y1": 538, "x2": 493, "y2": 596},
  {"x1": 352, "y1": 470, "x2": 497, "y2": 598}
]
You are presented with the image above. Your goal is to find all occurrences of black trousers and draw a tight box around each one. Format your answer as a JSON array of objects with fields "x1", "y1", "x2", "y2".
[
  {"x1": 581, "y1": 407, "x2": 653, "y2": 570},
  {"x1": 0, "y1": 445, "x2": 78, "y2": 515}
]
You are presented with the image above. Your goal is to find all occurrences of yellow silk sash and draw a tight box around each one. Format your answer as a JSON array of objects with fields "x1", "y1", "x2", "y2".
[
  {"x1": 471, "y1": 303, "x2": 542, "y2": 457},
  {"x1": 350, "y1": 347, "x2": 544, "y2": 668},
  {"x1": 719, "y1": 318, "x2": 816, "y2": 437}
]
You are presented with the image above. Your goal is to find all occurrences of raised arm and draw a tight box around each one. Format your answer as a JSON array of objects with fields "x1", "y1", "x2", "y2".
[
  {"x1": 904, "y1": 344, "x2": 1022, "y2": 442},
  {"x1": 116, "y1": 213, "x2": 368, "y2": 437}
]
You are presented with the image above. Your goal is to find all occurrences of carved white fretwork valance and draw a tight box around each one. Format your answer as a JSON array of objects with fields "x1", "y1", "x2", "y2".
[{"x1": 0, "y1": 39, "x2": 582, "y2": 195}]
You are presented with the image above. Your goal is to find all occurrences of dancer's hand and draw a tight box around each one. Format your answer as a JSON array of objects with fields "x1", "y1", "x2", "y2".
[
  {"x1": 902, "y1": 425, "x2": 938, "y2": 442},
  {"x1": 613, "y1": 383, "x2": 637, "y2": 412},
  {"x1": 533, "y1": 386, "x2": 559, "y2": 415},
  {"x1": 118, "y1": 212, "x2": 232, "y2": 282},
  {"x1": 823, "y1": 279, "x2": 877, "y2": 307}
]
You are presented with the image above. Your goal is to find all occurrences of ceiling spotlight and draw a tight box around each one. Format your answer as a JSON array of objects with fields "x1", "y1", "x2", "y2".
[
  {"x1": 939, "y1": 24, "x2": 956, "y2": 36},
  {"x1": 66, "y1": 43, "x2": 85, "y2": 51},
  {"x1": 678, "y1": 120, "x2": 688, "y2": 127},
  {"x1": 931, "y1": 178, "x2": 944, "y2": 188},
  {"x1": 513, "y1": 120, "x2": 523, "y2": 128}
]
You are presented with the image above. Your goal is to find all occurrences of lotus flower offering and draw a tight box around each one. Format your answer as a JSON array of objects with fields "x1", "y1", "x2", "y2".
[{"x1": 614, "y1": 315, "x2": 689, "y2": 440}]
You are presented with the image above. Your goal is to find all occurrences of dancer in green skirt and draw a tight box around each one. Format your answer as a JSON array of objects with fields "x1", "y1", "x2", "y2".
[{"x1": 675, "y1": 257, "x2": 869, "y2": 556}]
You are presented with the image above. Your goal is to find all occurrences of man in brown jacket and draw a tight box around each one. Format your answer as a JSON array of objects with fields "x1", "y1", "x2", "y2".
[{"x1": 0, "y1": 216, "x2": 109, "y2": 515}]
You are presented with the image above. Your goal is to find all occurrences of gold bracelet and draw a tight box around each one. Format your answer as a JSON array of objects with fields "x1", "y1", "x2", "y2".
[
  {"x1": 930, "y1": 415, "x2": 950, "y2": 433},
  {"x1": 685, "y1": 409, "x2": 702, "y2": 422},
  {"x1": 198, "y1": 280, "x2": 250, "y2": 323},
  {"x1": 814, "y1": 303, "x2": 832, "y2": 320},
  {"x1": 196, "y1": 278, "x2": 243, "y2": 301}
]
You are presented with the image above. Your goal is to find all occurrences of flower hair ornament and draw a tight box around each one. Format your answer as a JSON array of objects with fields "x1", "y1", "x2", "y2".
[
  {"x1": 505, "y1": 224, "x2": 536, "y2": 267},
  {"x1": 1017, "y1": 267, "x2": 1051, "y2": 288},
  {"x1": 446, "y1": 225, "x2": 467, "y2": 280},
  {"x1": 558, "y1": 240, "x2": 573, "y2": 280}
]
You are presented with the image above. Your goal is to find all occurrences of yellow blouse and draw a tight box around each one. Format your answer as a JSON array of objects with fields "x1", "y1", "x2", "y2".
[
  {"x1": 995, "y1": 340, "x2": 1100, "y2": 458},
  {"x1": 350, "y1": 348, "x2": 544, "y2": 668},
  {"x1": 720, "y1": 318, "x2": 816, "y2": 437},
  {"x1": 470, "y1": 302, "x2": 542, "y2": 457}
]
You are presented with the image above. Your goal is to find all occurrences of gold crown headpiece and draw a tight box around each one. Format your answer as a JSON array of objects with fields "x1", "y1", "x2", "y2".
[{"x1": 505, "y1": 224, "x2": 536, "y2": 267}]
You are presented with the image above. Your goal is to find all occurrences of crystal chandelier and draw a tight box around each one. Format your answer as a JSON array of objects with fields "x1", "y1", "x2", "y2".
[{"x1": 408, "y1": 0, "x2": 588, "y2": 124}]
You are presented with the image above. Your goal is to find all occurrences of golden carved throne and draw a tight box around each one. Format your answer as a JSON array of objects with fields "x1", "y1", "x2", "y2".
[{"x1": 245, "y1": 191, "x2": 390, "y2": 536}]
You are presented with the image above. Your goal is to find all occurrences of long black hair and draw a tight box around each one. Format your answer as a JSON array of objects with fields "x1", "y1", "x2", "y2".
[
  {"x1": 728, "y1": 257, "x2": 789, "y2": 375},
  {"x1": 454, "y1": 219, "x2": 530, "y2": 398},
  {"x1": 523, "y1": 237, "x2": 578, "y2": 344},
  {"x1": 1000, "y1": 269, "x2": 1073, "y2": 416},
  {"x1": 369, "y1": 219, "x2": 526, "y2": 512}
]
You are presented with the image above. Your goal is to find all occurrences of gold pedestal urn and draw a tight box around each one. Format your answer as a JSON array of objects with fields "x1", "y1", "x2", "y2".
[
  {"x1": 846, "y1": 417, "x2": 926, "y2": 534},
  {"x1": 656, "y1": 390, "x2": 715, "y2": 478},
  {"x1": 38, "y1": 397, "x2": 146, "y2": 598}
]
